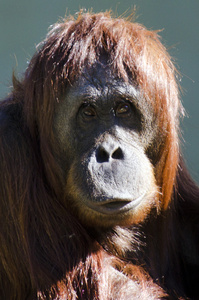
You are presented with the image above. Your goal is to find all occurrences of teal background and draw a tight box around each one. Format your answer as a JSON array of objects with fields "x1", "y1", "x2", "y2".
[{"x1": 0, "y1": 0, "x2": 199, "y2": 181}]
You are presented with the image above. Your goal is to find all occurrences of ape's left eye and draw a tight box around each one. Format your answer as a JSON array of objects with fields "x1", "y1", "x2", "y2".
[{"x1": 116, "y1": 103, "x2": 131, "y2": 116}]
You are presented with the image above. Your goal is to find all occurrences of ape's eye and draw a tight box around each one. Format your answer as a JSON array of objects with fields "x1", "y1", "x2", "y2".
[
  {"x1": 81, "y1": 104, "x2": 96, "y2": 118},
  {"x1": 116, "y1": 102, "x2": 131, "y2": 116}
]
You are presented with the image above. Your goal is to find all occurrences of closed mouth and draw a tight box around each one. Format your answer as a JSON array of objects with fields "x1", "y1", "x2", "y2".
[
  {"x1": 102, "y1": 200, "x2": 131, "y2": 210},
  {"x1": 87, "y1": 193, "x2": 145, "y2": 215}
]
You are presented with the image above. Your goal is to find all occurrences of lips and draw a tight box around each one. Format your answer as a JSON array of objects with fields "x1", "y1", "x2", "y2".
[{"x1": 86, "y1": 193, "x2": 146, "y2": 215}]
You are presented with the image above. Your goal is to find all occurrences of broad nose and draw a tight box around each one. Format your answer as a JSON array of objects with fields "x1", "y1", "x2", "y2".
[{"x1": 96, "y1": 144, "x2": 124, "y2": 163}]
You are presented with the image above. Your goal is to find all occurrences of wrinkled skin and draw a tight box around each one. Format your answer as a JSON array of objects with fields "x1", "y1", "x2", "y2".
[{"x1": 54, "y1": 63, "x2": 159, "y2": 227}]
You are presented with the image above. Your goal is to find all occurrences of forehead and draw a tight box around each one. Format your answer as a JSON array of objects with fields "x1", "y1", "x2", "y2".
[{"x1": 67, "y1": 63, "x2": 139, "y2": 104}]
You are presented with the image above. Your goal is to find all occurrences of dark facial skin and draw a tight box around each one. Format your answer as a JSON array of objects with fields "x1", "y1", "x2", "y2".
[{"x1": 53, "y1": 63, "x2": 159, "y2": 227}]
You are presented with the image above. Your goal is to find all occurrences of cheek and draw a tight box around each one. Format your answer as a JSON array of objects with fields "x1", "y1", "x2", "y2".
[
  {"x1": 54, "y1": 120, "x2": 71, "y2": 151},
  {"x1": 53, "y1": 113, "x2": 78, "y2": 167},
  {"x1": 53, "y1": 98, "x2": 80, "y2": 151}
]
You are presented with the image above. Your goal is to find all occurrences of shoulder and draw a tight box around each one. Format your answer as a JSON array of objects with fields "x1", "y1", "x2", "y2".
[{"x1": 0, "y1": 100, "x2": 24, "y2": 143}]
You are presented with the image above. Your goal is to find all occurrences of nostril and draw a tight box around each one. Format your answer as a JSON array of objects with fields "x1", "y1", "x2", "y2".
[
  {"x1": 111, "y1": 147, "x2": 124, "y2": 160},
  {"x1": 96, "y1": 147, "x2": 109, "y2": 163}
]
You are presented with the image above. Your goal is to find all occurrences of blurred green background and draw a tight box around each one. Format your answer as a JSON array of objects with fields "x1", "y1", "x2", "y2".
[{"x1": 0, "y1": 0, "x2": 199, "y2": 181}]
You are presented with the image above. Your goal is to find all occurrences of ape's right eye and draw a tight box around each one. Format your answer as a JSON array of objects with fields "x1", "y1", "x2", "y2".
[{"x1": 81, "y1": 104, "x2": 97, "y2": 118}]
